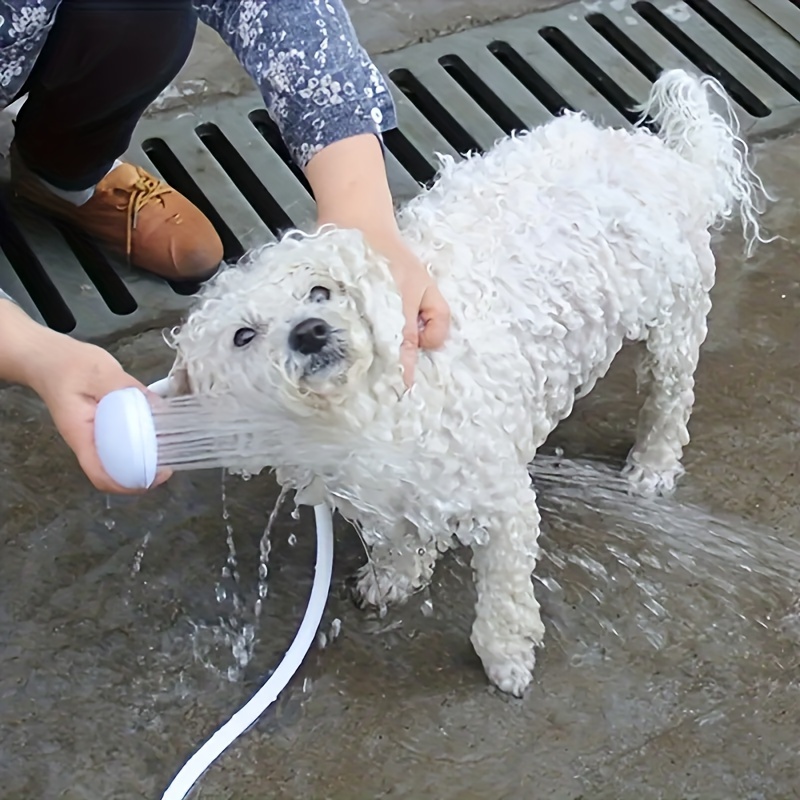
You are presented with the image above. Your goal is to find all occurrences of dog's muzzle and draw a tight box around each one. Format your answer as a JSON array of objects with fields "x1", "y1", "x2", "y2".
[
  {"x1": 287, "y1": 317, "x2": 347, "y2": 379},
  {"x1": 289, "y1": 317, "x2": 332, "y2": 355}
]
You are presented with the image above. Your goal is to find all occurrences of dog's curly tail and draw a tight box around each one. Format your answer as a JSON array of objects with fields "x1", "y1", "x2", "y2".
[{"x1": 635, "y1": 68, "x2": 773, "y2": 256}]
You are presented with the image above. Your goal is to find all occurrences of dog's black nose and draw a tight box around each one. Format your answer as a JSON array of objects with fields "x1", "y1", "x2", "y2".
[{"x1": 289, "y1": 317, "x2": 331, "y2": 355}]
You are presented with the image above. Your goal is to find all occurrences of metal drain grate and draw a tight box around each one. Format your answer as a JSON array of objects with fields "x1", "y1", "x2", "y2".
[{"x1": 1, "y1": 0, "x2": 798, "y2": 342}]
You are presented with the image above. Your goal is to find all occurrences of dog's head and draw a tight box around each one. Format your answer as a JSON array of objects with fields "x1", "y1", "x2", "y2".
[{"x1": 166, "y1": 226, "x2": 407, "y2": 421}]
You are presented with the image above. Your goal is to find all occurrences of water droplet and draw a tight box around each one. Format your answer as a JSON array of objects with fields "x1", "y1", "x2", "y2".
[
  {"x1": 215, "y1": 584, "x2": 227, "y2": 603},
  {"x1": 291, "y1": 508, "x2": 300, "y2": 521},
  {"x1": 288, "y1": 533, "x2": 297, "y2": 547},
  {"x1": 130, "y1": 531, "x2": 151, "y2": 576}
]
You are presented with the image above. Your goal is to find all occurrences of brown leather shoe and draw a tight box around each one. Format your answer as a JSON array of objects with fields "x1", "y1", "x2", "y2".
[{"x1": 9, "y1": 143, "x2": 223, "y2": 283}]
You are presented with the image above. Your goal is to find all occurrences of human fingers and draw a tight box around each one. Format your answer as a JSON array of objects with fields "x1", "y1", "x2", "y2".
[
  {"x1": 417, "y1": 282, "x2": 451, "y2": 350},
  {"x1": 88, "y1": 373, "x2": 175, "y2": 490},
  {"x1": 399, "y1": 288, "x2": 423, "y2": 388},
  {"x1": 151, "y1": 467, "x2": 173, "y2": 488},
  {"x1": 73, "y1": 426, "x2": 151, "y2": 495},
  {"x1": 62, "y1": 389, "x2": 167, "y2": 494},
  {"x1": 76, "y1": 424, "x2": 171, "y2": 494}
]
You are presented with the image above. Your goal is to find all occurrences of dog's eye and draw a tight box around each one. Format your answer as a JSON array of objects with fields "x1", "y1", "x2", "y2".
[
  {"x1": 309, "y1": 285, "x2": 331, "y2": 303},
  {"x1": 233, "y1": 327, "x2": 257, "y2": 347}
]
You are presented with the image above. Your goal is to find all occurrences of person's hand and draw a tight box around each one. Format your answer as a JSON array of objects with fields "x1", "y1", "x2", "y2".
[
  {"x1": 3, "y1": 310, "x2": 173, "y2": 494},
  {"x1": 37, "y1": 339, "x2": 172, "y2": 493},
  {"x1": 381, "y1": 237, "x2": 450, "y2": 387}
]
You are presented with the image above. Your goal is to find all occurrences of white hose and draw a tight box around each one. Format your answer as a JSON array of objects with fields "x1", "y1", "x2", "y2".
[
  {"x1": 145, "y1": 378, "x2": 336, "y2": 800},
  {"x1": 160, "y1": 504, "x2": 334, "y2": 800}
]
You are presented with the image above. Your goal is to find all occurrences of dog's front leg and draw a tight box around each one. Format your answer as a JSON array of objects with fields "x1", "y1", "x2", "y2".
[
  {"x1": 469, "y1": 479, "x2": 544, "y2": 697},
  {"x1": 353, "y1": 519, "x2": 440, "y2": 612}
]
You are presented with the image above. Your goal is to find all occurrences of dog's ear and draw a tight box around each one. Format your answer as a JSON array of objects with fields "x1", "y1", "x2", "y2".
[
  {"x1": 337, "y1": 232, "x2": 404, "y2": 334},
  {"x1": 330, "y1": 232, "x2": 406, "y2": 391},
  {"x1": 161, "y1": 324, "x2": 193, "y2": 396}
]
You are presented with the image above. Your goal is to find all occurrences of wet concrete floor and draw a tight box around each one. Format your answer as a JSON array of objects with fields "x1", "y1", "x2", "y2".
[{"x1": 2, "y1": 2, "x2": 800, "y2": 799}]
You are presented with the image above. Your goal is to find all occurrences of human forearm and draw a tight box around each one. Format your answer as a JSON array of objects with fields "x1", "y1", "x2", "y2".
[
  {"x1": 306, "y1": 133, "x2": 406, "y2": 254},
  {"x1": 0, "y1": 298, "x2": 64, "y2": 391}
]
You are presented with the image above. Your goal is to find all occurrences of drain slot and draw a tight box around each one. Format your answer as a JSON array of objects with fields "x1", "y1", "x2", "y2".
[
  {"x1": 383, "y1": 128, "x2": 438, "y2": 187},
  {"x1": 682, "y1": 0, "x2": 800, "y2": 101},
  {"x1": 586, "y1": 14, "x2": 663, "y2": 83},
  {"x1": 141, "y1": 138, "x2": 244, "y2": 265},
  {"x1": 0, "y1": 199, "x2": 75, "y2": 333},
  {"x1": 539, "y1": 26, "x2": 645, "y2": 125},
  {"x1": 57, "y1": 224, "x2": 138, "y2": 316},
  {"x1": 632, "y1": 1, "x2": 771, "y2": 116},
  {"x1": 487, "y1": 41, "x2": 574, "y2": 116},
  {"x1": 389, "y1": 68, "x2": 482, "y2": 155},
  {"x1": 248, "y1": 110, "x2": 313, "y2": 197},
  {"x1": 438, "y1": 54, "x2": 527, "y2": 136},
  {"x1": 196, "y1": 123, "x2": 295, "y2": 237}
]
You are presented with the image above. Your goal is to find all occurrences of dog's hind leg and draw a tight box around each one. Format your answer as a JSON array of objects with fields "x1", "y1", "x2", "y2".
[
  {"x1": 470, "y1": 474, "x2": 544, "y2": 697},
  {"x1": 624, "y1": 274, "x2": 712, "y2": 496},
  {"x1": 352, "y1": 519, "x2": 442, "y2": 611}
]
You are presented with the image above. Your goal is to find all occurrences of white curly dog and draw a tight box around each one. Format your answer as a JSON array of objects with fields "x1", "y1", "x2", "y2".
[{"x1": 166, "y1": 69, "x2": 769, "y2": 696}]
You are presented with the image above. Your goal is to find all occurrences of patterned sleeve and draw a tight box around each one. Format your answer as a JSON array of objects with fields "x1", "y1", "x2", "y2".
[{"x1": 193, "y1": 0, "x2": 398, "y2": 169}]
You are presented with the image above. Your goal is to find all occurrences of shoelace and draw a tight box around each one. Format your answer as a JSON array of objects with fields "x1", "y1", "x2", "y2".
[{"x1": 125, "y1": 169, "x2": 175, "y2": 257}]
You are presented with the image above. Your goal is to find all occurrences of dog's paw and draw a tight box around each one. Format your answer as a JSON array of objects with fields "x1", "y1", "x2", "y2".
[
  {"x1": 351, "y1": 562, "x2": 415, "y2": 610},
  {"x1": 482, "y1": 649, "x2": 536, "y2": 697},
  {"x1": 471, "y1": 612, "x2": 541, "y2": 698},
  {"x1": 623, "y1": 460, "x2": 683, "y2": 498}
]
